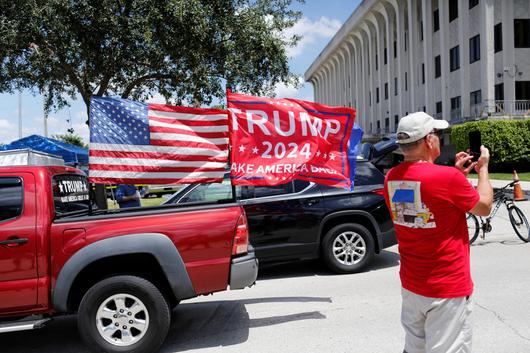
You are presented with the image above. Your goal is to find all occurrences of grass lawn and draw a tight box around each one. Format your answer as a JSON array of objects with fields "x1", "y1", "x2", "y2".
[
  {"x1": 468, "y1": 172, "x2": 530, "y2": 182},
  {"x1": 107, "y1": 196, "x2": 167, "y2": 209}
]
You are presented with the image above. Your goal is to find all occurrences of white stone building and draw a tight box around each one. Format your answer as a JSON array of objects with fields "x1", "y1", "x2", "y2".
[{"x1": 304, "y1": 0, "x2": 530, "y2": 140}]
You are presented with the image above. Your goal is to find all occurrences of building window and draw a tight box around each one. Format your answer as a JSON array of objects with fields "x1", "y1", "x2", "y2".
[
  {"x1": 449, "y1": 0, "x2": 458, "y2": 22},
  {"x1": 376, "y1": 87, "x2": 380, "y2": 103},
  {"x1": 394, "y1": 41, "x2": 397, "y2": 58},
  {"x1": 404, "y1": 32, "x2": 408, "y2": 52},
  {"x1": 470, "y1": 90, "x2": 482, "y2": 105},
  {"x1": 514, "y1": 19, "x2": 530, "y2": 48},
  {"x1": 376, "y1": 54, "x2": 378, "y2": 71},
  {"x1": 385, "y1": 83, "x2": 389, "y2": 100},
  {"x1": 384, "y1": 47, "x2": 388, "y2": 65},
  {"x1": 516, "y1": 81, "x2": 530, "y2": 100},
  {"x1": 405, "y1": 72, "x2": 408, "y2": 91},
  {"x1": 422, "y1": 63, "x2": 425, "y2": 84},
  {"x1": 435, "y1": 55, "x2": 441, "y2": 78},
  {"x1": 450, "y1": 96, "x2": 461, "y2": 119},
  {"x1": 369, "y1": 91, "x2": 372, "y2": 106},
  {"x1": 495, "y1": 83, "x2": 504, "y2": 101},
  {"x1": 385, "y1": 118, "x2": 390, "y2": 130},
  {"x1": 469, "y1": 35, "x2": 480, "y2": 63},
  {"x1": 469, "y1": 0, "x2": 479, "y2": 9},
  {"x1": 435, "y1": 103, "x2": 442, "y2": 120},
  {"x1": 494, "y1": 23, "x2": 503, "y2": 53},
  {"x1": 423, "y1": 106, "x2": 426, "y2": 112},
  {"x1": 394, "y1": 115, "x2": 399, "y2": 127},
  {"x1": 450, "y1": 46, "x2": 460, "y2": 72},
  {"x1": 433, "y1": 9, "x2": 440, "y2": 32},
  {"x1": 394, "y1": 77, "x2": 398, "y2": 95},
  {"x1": 420, "y1": 21, "x2": 424, "y2": 41}
]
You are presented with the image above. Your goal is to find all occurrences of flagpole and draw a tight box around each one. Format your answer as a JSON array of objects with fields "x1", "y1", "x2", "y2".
[{"x1": 18, "y1": 91, "x2": 22, "y2": 139}]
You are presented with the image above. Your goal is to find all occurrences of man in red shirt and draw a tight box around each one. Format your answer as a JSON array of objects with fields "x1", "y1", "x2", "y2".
[{"x1": 384, "y1": 112, "x2": 493, "y2": 353}]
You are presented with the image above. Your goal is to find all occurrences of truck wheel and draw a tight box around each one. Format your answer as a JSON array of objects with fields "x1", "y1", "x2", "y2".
[
  {"x1": 78, "y1": 275, "x2": 170, "y2": 353},
  {"x1": 322, "y1": 223, "x2": 374, "y2": 274}
]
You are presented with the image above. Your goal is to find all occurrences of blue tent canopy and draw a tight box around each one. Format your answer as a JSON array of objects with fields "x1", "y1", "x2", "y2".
[{"x1": 0, "y1": 135, "x2": 88, "y2": 165}]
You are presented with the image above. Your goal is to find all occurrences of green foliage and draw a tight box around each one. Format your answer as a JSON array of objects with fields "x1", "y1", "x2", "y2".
[
  {"x1": 0, "y1": 0, "x2": 303, "y2": 117},
  {"x1": 451, "y1": 119, "x2": 530, "y2": 165},
  {"x1": 52, "y1": 133, "x2": 87, "y2": 148}
]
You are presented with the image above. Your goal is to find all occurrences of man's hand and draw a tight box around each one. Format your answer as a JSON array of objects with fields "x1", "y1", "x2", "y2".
[
  {"x1": 474, "y1": 146, "x2": 490, "y2": 173},
  {"x1": 455, "y1": 151, "x2": 475, "y2": 176}
]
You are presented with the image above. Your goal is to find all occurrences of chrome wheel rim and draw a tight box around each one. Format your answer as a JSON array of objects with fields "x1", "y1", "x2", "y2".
[
  {"x1": 333, "y1": 231, "x2": 366, "y2": 265},
  {"x1": 96, "y1": 293, "x2": 149, "y2": 347}
]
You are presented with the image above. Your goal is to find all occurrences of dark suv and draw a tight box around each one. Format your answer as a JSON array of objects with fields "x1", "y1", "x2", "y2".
[{"x1": 165, "y1": 159, "x2": 396, "y2": 273}]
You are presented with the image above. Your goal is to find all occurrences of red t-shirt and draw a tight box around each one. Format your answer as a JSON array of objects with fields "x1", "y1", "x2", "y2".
[{"x1": 384, "y1": 162, "x2": 480, "y2": 298}]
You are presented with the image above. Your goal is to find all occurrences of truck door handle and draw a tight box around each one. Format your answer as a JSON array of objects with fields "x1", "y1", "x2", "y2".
[{"x1": 0, "y1": 237, "x2": 29, "y2": 247}]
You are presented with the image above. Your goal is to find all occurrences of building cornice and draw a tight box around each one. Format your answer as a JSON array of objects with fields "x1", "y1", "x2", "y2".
[{"x1": 304, "y1": 0, "x2": 377, "y2": 81}]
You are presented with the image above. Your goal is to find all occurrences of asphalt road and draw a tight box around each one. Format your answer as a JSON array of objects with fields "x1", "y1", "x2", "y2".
[{"x1": 2, "y1": 201, "x2": 530, "y2": 353}]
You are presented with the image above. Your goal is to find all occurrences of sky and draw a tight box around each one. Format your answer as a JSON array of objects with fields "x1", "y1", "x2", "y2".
[{"x1": 0, "y1": 1, "x2": 361, "y2": 145}]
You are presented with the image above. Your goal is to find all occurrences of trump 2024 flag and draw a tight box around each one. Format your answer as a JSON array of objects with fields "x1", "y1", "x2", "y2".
[
  {"x1": 227, "y1": 91, "x2": 357, "y2": 189},
  {"x1": 88, "y1": 96, "x2": 228, "y2": 184}
]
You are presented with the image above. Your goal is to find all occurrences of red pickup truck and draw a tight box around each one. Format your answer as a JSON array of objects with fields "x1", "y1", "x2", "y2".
[{"x1": 0, "y1": 165, "x2": 258, "y2": 353}]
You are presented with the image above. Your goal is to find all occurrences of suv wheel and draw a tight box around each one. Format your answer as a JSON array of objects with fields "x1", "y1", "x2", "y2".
[
  {"x1": 78, "y1": 275, "x2": 170, "y2": 353},
  {"x1": 322, "y1": 223, "x2": 374, "y2": 274}
]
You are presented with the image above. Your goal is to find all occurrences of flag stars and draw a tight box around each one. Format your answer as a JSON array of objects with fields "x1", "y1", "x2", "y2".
[
  {"x1": 252, "y1": 146, "x2": 259, "y2": 154},
  {"x1": 329, "y1": 153, "x2": 336, "y2": 161},
  {"x1": 238, "y1": 145, "x2": 246, "y2": 152}
]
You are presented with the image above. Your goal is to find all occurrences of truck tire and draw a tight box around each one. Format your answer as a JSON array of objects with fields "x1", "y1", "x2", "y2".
[
  {"x1": 77, "y1": 275, "x2": 170, "y2": 353},
  {"x1": 321, "y1": 223, "x2": 374, "y2": 274}
]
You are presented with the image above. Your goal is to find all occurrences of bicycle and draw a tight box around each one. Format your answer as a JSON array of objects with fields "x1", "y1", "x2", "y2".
[{"x1": 467, "y1": 180, "x2": 529, "y2": 244}]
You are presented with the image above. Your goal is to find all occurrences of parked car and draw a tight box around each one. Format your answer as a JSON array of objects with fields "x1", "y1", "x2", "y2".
[
  {"x1": 0, "y1": 165, "x2": 257, "y2": 353},
  {"x1": 140, "y1": 184, "x2": 183, "y2": 198},
  {"x1": 164, "y1": 159, "x2": 396, "y2": 274}
]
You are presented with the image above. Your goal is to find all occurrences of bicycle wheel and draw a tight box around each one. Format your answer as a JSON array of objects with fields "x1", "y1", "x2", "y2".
[
  {"x1": 508, "y1": 205, "x2": 530, "y2": 242},
  {"x1": 467, "y1": 213, "x2": 480, "y2": 245}
]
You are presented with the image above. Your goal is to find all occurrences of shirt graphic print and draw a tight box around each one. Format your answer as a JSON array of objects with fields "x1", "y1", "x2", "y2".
[{"x1": 387, "y1": 181, "x2": 436, "y2": 229}]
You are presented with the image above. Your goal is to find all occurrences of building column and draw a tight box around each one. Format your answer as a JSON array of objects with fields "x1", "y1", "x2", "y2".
[
  {"x1": 377, "y1": 4, "x2": 395, "y2": 131},
  {"x1": 367, "y1": 13, "x2": 385, "y2": 134},
  {"x1": 344, "y1": 41, "x2": 355, "y2": 108},
  {"x1": 439, "y1": 0, "x2": 449, "y2": 120},
  {"x1": 338, "y1": 48, "x2": 348, "y2": 106},
  {"x1": 353, "y1": 32, "x2": 368, "y2": 130},
  {"x1": 422, "y1": 0, "x2": 434, "y2": 115},
  {"x1": 386, "y1": 0, "x2": 404, "y2": 118},
  {"x1": 458, "y1": 0, "x2": 471, "y2": 119},
  {"x1": 323, "y1": 64, "x2": 330, "y2": 104},
  {"x1": 480, "y1": 0, "x2": 495, "y2": 115},
  {"x1": 407, "y1": 0, "x2": 417, "y2": 110},
  {"x1": 502, "y1": 0, "x2": 516, "y2": 103},
  {"x1": 348, "y1": 37, "x2": 362, "y2": 124},
  {"x1": 360, "y1": 23, "x2": 375, "y2": 134}
]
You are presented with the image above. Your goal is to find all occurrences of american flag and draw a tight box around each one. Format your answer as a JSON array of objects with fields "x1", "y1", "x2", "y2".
[{"x1": 88, "y1": 96, "x2": 228, "y2": 184}]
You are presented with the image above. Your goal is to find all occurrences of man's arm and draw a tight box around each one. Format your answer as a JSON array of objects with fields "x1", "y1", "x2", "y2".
[{"x1": 469, "y1": 146, "x2": 493, "y2": 216}]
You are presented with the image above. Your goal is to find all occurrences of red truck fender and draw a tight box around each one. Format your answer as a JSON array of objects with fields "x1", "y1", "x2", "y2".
[{"x1": 52, "y1": 233, "x2": 195, "y2": 313}]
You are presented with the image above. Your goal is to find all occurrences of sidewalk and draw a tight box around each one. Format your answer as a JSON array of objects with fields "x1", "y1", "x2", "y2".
[{"x1": 468, "y1": 178, "x2": 530, "y2": 197}]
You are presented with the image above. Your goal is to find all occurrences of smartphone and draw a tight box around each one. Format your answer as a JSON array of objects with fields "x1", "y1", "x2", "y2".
[{"x1": 469, "y1": 130, "x2": 481, "y2": 162}]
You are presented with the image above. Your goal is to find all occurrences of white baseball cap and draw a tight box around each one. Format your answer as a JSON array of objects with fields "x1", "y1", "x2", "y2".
[{"x1": 396, "y1": 112, "x2": 449, "y2": 144}]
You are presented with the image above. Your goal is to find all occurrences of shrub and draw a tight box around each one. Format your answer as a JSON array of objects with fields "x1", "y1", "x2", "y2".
[{"x1": 450, "y1": 119, "x2": 530, "y2": 167}]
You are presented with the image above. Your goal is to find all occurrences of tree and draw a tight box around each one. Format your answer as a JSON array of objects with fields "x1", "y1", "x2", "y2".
[
  {"x1": 0, "y1": 0, "x2": 302, "y2": 119},
  {"x1": 52, "y1": 133, "x2": 88, "y2": 148}
]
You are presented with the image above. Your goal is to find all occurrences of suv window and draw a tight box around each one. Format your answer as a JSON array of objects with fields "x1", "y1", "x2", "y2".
[
  {"x1": 0, "y1": 177, "x2": 23, "y2": 221},
  {"x1": 241, "y1": 182, "x2": 294, "y2": 199},
  {"x1": 293, "y1": 180, "x2": 311, "y2": 193},
  {"x1": 354, "y1": 161, "x2": 385, "y2": 186},
  {"x1": 53, "y1": 174, "x2": 91, "y2": 214},
  {"x1": 179, "y1": 179, "x2": 235, "y2": 203}
]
